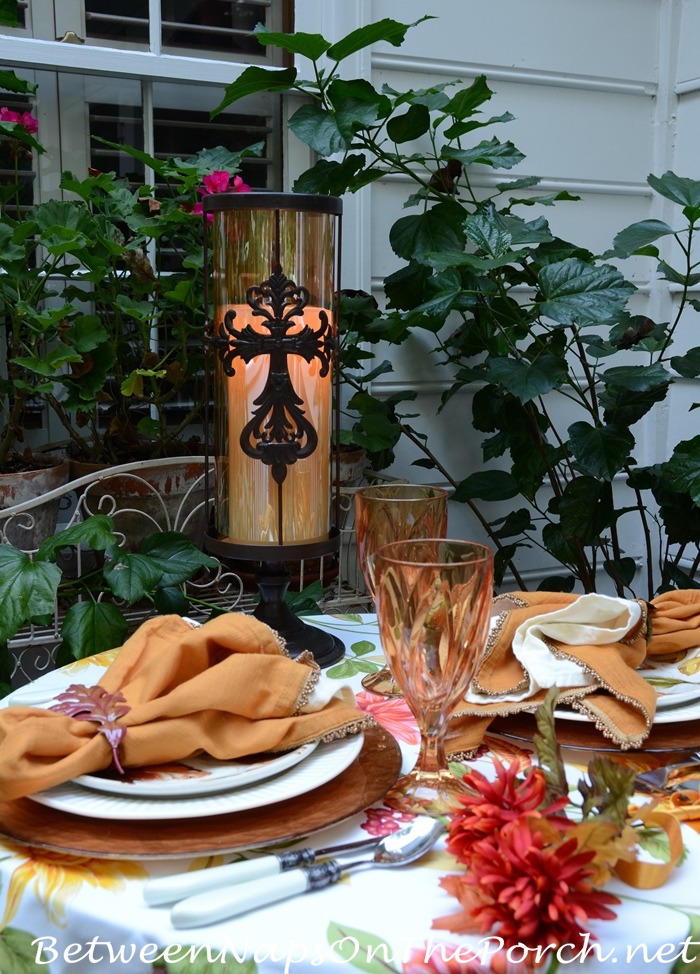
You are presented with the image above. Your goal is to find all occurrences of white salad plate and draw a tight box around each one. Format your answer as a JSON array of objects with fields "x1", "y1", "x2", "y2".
[
  {"x1": 72, "y1": 740, "x2": 319, "y2": 798},
  {"x1": 27, "y1": 732, "x2": 364, "y2": 820}
]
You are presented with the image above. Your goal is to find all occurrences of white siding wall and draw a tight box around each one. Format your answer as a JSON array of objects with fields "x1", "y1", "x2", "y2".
[{"x1": 295, "y1": 0, "x2": 697, "y2": 590}]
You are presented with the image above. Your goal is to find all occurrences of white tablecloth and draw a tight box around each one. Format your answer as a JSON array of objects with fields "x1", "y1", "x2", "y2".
[{"x1": 0, "y1": 613, "x2": 699, "y2": 973}]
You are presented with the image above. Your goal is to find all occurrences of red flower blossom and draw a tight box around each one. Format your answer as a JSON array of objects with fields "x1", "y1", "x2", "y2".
[
  {"x1": 361, "y1": 804, "x2": 415, "y2": 837},
  {"x1": 0, "y1": 107, "x2": 38, "y2": 135},
  {"x1": 434, "y1": 817, "x2": 619, "y2": 966},
  {"x1": 193, "y1": 170, "x2": 251, "y2": 221},
  {"x1": 446, "y1": 759, "x2": 570, "y2": 864}
]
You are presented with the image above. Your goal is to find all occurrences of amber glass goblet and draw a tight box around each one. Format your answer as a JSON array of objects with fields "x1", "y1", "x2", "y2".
[
  {"x1": 354, "y1": 484, "x2": 449, "y2": 695},
  {"x1": 374, "y1": 539, "x2": 494, "y2": 816}
]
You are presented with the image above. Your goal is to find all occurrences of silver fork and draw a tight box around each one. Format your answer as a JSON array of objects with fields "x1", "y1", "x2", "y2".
[{"x1": 634, "y1": 752, "x2": 700, "y2": 792}]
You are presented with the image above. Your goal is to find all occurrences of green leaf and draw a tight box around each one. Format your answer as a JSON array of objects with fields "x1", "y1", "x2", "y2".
[
  {"x1": 453, "y1": 470, "x2": 519, "y2": 502},
  {"x1": 671, "y1": 912, "x2": 700, "y2": 973},
  {"x1": 599, "y1": 371, "x2": 670, "y2": 426},
  {"x1": 533, "y1": 688, "x2": 569, "y2": 803},
  {"x1": 552, "y1": 476, "x2": 615, "y2": 542},
  {"x1": 102, "y1": 545, "x2": 162, "y2": 604},
  {"x1": 0, "y1": 70, "x2": 34, "y2": 93},
  {"x1": 212, "y1": 67, "x2": 297, "y2": 117},
  {"x1": 444, "y1": 138, "x2": 525, "y2": 171},
  {"x1": 0, "y1": 547, "x2": 61, "y2": 643},
  {"x1": 487, "y1": 355, "x2": 568, "y2": 404},
  {"x1": 59, "y1": 601, "x2": 129, "y2": 661},
  {"x1": 567, "y1": 421, "x2": 635, "y2": 481},
  {"x1": 464, "y1": 206, "x2": 512, "y2": 257},
  {"x1": 156, "y1": 943, "x2": 257, "y2": 973},
  {"x1": 672, "y1": 347, "x2": 700, "y2": 378},
  {"x1": 326, "y1": 17, "x2": 432, "y2": 62},
  {"x1": 139, "y1": 532, "x2": 219, "y2": 588},
  {"x1": 538, "y1": 259, "x2": 636, "y2": 325},
  {"x1": 252, "y1": 25, "x2": 331, "y2": 59},
  {"x1": 648, "y1": 171, "x2": 700, "y2": 208},
  {"x1": 537, "y1": 575, "x2": 576, "y2": 593},
  {"x1": 490, "y1": 508, "x2": 535, "y2": 539},
  {"x1": 603, "y1": 557, "x2": 637, "y2": 588},
  {"x1": 606, "y1": 218, "x2": 675, "y2": 258},
  {"x1": 60, "y1": 315, "x2": 109, "y2": 353},
  {"x1": 288, "y1": 103, "x2": 348, "y2": 156},
  {"x1": 327, "y1": 921, "x2": 395, "y2": 974},
  {"x1": 389, "y1": 202, "x2": 465, "y2": 261},
  {"x1": 349, "y1": 639, "x2": 376, "y2": 657},
  {"x1": 660, "y1": 436, "x2": 700, "y2": 506},
  {"x1": 386, "y1": 103, "x2": 430, "y2": 143},
  {"x1": 153, "y1": 586, "x2": 190, "y2": 615},
  {"x1": 578, "y1": 755, "x2": 635, "y2": 829},
  {"x1": 442, "y1": 75, "x2": 493, "y2": 119},
  {"x1": 0, "y1": 926, "x2": 52, "y2": 972},
  {"x1": 293, "y1": 155, "x2": 367, "y2": 195},
  {"x1": 37, "y1": 514, "x2": 119, "y2": 562}
]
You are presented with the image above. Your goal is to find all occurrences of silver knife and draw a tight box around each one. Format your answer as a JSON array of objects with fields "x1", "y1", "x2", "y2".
[
  {"x1": 143, "y1": 835, "x2": 381, "y2": 906},
  {"x1": 634, "y1": 754, "x2": 700, "y2": 793}
]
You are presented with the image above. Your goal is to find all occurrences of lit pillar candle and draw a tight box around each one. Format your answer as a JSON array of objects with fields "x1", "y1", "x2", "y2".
[{"x1": 207, "y1": 197, "x2": 340, "y2": 549}]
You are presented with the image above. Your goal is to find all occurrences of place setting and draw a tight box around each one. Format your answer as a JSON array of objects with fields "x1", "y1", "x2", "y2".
[{"x1": 0, "y1": 612, "x2": 403, "y2": 859}]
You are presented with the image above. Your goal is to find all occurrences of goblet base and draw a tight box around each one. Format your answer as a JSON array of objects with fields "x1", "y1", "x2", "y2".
[
  {"x1": 361, "y1": 666, "x2": 403, "y2": 697},
  {"x1": 383, "y1": 766, "x2": 469, "y2": 817}
]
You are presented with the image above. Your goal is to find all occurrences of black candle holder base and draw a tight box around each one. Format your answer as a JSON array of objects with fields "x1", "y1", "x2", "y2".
[{"x1": 252, "y1": 561, "x2": 345, "y2": 668}]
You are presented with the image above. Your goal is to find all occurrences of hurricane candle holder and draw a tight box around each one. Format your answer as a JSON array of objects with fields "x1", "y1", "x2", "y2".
[{"x1": 202, "y1": 192, "x2": 344, "y2": 666}]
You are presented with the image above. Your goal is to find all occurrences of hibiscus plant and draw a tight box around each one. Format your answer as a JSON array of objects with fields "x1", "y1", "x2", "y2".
[{"x1": 215, "y1": 16, "x2": 700, "y2": 599}]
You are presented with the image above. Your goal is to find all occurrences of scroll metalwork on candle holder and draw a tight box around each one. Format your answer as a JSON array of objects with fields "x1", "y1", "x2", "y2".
[{"x1": 207, "y1": 264, "x2": 336, "y2": 487}]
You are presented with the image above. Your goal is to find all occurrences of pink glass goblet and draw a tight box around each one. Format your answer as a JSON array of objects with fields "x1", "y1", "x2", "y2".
[
  {"x1": 374, "y1": 538, "x2": 494, "y2": 816},
  {"x1": 354, "y1": 484, "x2": 449, "y2": 695}
]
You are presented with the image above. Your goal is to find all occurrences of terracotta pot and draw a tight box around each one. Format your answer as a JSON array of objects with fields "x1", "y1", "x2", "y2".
[
  {"x1": 0, "y1": 456, "x2": 71, "y2": 551},
  {"x1": 72, "y1": 459, "x2": 208, "y2": 553}
]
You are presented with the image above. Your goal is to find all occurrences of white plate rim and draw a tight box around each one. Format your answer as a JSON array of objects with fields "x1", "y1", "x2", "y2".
[
  {"x1": 71, "y1": 739, "x2": 319, "y2": 798},
  {"x1": 554, "y1": 700, "x2": 700, "y2": 725},
  {"x1": 26, "y1": 732, "x2": 364, "y2": 820}
]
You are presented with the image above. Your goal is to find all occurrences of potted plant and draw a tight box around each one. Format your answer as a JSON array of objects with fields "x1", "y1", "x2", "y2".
[
  {"x1": 213, "y1": 16, "x2": 700, "y2": 599},
  {"x1": 0, "y1": 513, "x2": 221, "y2": 695},
  {"x1": 0, "y1": 69, "x2": 264, "y2": 545}
]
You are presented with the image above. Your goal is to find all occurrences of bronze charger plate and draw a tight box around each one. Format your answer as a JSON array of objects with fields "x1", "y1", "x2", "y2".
[
  {"x1": 490, "y1": 711, "x2": 700, "y2": 753},
  {"x1": 0, "y1": 725, "x2": 401, "y2": 860}
]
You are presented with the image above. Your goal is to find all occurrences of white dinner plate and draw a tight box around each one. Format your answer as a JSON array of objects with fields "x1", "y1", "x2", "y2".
[
  {"x1": 72, "y1": 740, "x2": 319, "y2": 798},
  {"x1": 654, "y1": 683, "x2": 700, "y2": 708},
  {"x1": 27, "y1": 732, "x2": 364, "y2": 820},
  {"x1": 554, "y1": 700, "x2": 700, "y2": 725}
]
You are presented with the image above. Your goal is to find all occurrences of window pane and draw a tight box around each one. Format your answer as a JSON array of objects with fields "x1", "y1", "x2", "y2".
[
  {"x1": 161, "y1": 0, "x2": 270, "y2": 56},
  {"x1": 83, "y1": 0, "x2": 278, "y2": 57},
  {"x1": 85, "y1": 0, "x2": 149, "y2": 46}
]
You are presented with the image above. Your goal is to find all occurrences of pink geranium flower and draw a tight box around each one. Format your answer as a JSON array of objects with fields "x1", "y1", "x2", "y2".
[
  {"x1": 193, "y1": 170, "x2": 251, "y2": 221},
  {"x1": 355, "y1": 690, "x2": 420, "y2": 745},
  {"x1": 0, "y1": 107, "x2": 38, "y2": 135}
]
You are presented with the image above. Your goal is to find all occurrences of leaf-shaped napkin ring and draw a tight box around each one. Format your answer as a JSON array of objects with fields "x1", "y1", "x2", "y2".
[{"x1": 50, "y1": 684, "x2": 130, "y2": 774}]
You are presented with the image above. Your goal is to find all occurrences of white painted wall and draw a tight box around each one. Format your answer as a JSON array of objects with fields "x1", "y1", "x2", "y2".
[{"x1": 294, "y1": 0, "x2": 698, "y2": 591}]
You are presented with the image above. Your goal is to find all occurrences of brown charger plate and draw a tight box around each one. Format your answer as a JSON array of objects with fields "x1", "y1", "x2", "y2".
[
  {"x1": 0, "y1": 725, "x2": 401, "y2": 860},
  {"x1": 490, "y1": 711, "x2": 700, "y2": 753}
]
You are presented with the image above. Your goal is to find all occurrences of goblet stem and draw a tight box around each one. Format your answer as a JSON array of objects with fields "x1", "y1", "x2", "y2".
[{"x1": 385, "y1": 714, "x2": 468, "y2": 817}]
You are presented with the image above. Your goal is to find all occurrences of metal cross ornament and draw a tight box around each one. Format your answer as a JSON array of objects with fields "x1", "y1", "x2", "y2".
[{"x1": 208, "y1": 264, "x2": 336, "y2": 486}]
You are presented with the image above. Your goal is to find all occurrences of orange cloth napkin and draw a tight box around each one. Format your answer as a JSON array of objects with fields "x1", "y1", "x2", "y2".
[
  {"x1": 448, "y1": 589, "x2": 700, "y2": 755},
  {"x1": 0, "y1": 613, "x2": 368, "y2": 801}
]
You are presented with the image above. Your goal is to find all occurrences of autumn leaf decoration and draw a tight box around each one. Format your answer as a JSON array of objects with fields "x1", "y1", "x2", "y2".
[{"x1": 50, "y1": 685, "x2": 130, "y2": 774}]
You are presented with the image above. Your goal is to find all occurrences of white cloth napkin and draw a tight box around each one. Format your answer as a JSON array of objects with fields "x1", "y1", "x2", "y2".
[{"x1": 466, "y1": 593, "x2": 643, "y2": 704}]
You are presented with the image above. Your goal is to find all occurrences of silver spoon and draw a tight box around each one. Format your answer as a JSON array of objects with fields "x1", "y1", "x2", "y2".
[{"x1": 170, "y1": 815, "x2": 445, "y2": 928}]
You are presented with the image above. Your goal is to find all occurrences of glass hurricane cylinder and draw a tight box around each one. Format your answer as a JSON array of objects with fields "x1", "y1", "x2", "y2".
[
  {"x1": 374, "y1": 539, "x2": 494, "y2": 816},
  {"x1": 206, "y1": 194, "x2": 341, "y2": 548}
]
